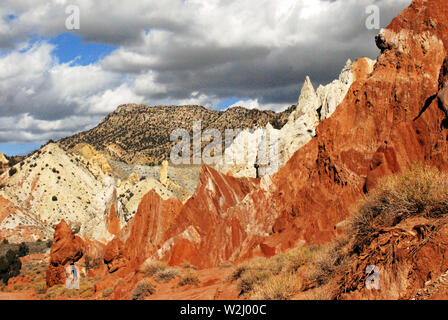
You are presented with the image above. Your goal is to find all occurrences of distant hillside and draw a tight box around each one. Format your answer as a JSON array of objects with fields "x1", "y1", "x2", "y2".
[{"x1": 58, "y1": 104, "x2": 294, "y2": 165}]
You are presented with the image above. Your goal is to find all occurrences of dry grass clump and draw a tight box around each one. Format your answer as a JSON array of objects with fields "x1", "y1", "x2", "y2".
[
  {"x1": 80, "y1": 288, "x2": 94, "y2": 298},
  {"x1": 178, "y1": 269, "x2": 200, "y2": 287},
  {"x1": 131, "y1": 278, "x2": 155, "y2": 300},
  {"x1": 309, "y1": 237, "x2": 350, "y2": 288},
  {"x1": 230, "y1": 246, "x2": 322, "y2": 298},
  {"x1": 250, "y1": 273, "x2": 299, "y2": 300},
  {"x1": 155, "y1": 268, "x2": 178, "y2": 282},
  {"x1": 350, "y1": 163, "x2": 448, "y2": 253},
  {"x1": 102, "y1": 287, "x2": 114, "y2": 298},
  {"x1": 43, "y1": 277, "x2": 101, "y2": 300},
  {"x1": 181, "y1": 261, "x2": 198, "y2": 270},
  {"x1": 33, "y1": 282, "x2": 46, "y2": 294},
  {"x1": 141, "y1": 260, "x2": 167, "y2": 277},
  {"x1": 238, "y1": 268, "x2": 272, "y2": 293},
  {"x1": 44, "y1": 284, "x2": 67, "y2": 299}
]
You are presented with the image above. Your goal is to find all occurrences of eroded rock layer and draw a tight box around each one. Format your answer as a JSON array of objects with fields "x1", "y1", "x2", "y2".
[{"x1": 103, "y1": 0, "x2": 448, "y2": 272}]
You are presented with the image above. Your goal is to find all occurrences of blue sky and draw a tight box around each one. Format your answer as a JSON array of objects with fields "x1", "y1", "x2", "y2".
[
  {"x1": 0, "y1": 143, "x2": 41, "y2": 156},
  {"x1": 0, "y1": 33, "x2": 119, "y2": 155},
  {"x1": 215, "y1": 97, "x2": 250, "y2": 110},
  {"x1": 49, "y1": 33, "x2": 117, "y2": 66}
]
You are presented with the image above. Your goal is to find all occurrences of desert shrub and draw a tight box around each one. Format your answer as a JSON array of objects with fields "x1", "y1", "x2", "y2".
[
  {"x1": 102, "y1": 287, "x2": 114, "y2": 298},
  {"x1": 141, "y1": 260, "x2": 167, "y2": 277},
  {"x1": 250, "y1": 273, "x2": 299, "y2": 300},
  {"x1": 131, "y1": 278, "x2": 155, "y2": 300},
  {"x1": 271, "y1": 246, "x2": 320, "y2": 273},
  {"x1": 238, "y1": 269, "x2": 272, "y2": 293},
  {"x1": 155, "y1": 268, "x2": 178, "y2": 282},
  {"x1": 13, "y1": 284, "x2": 26, "y2": 291},
  {"x1": 178, "y1": 270, "x2": 200, "y2": 287},
  {"x1": 350, "y1": 163, "x2": 448, "y2": 253},
  {"x1": 0, "y1": 250, "x2": 22, "y2": 284},
  {"x1": 33, "y1": 282, "x2": 46, "y2": 294},
  {"x1": 311, "y1": 237, "x2": 350, "y2": 287},
  {"x1": 44, "y1": 284, "x2": 67, "y2": 299},
  {"x1": 1, "y1": 239, "x2": 8, "y2": 245},
  {"x1": 18, "y1": 242, "x2": 29, "y2": 257},
  {"x1": 80, "y1": 288, "x2": 94, "y2": 298},
  {"x1": 8, "y1": 168, "x2": 17, "y2": 177},
  {"x1": 181, "y1": 262, "x2": 198, "y2": 270},
  {"x1": 230, "y1": 246, "x2": 321, "y2": 296},
  {"x1": 230, "y1": 257, "x2": 270, "y2": 281}
]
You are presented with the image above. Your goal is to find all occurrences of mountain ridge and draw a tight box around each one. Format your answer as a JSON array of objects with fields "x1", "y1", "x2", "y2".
[{"x1": 58, "y1": 104, "x2": 295, "y2": 166}]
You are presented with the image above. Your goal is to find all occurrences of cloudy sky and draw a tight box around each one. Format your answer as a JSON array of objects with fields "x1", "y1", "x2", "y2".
[{"x1": 0, "y1": 0, "x2": 411, "y2": 155}]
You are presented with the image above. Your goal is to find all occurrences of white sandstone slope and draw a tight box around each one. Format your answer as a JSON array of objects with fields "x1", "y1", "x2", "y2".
[
  {"x1": 0, "y1": 143, "x2": 195, "y2": 243},
  {"x1": 0, "y1": 143, "x2": 121, "y2": 241},
  {"x1": 216, "y1": 57, "x2": 375, "y2": 178}
]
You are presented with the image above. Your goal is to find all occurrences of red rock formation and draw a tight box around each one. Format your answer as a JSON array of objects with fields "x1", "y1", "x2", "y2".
[
  {"x1": 104, "y1": 189, "x2": 184, "y2": 272},
  {"x1": 104, "y1": 167, "x2": 260, "y2": 270},
  {"x1": 105, "y1": 0, "x2": 448, "y2": 272},
  {"x1": 46, "y1": 220, "x2": 84, "y2": 288},
  {"x1": 337, "y1": 215, "x2": 448, "y2": 300},
  {"x1": 267, "y1": 0, "x2": 448, "y2": 247}
]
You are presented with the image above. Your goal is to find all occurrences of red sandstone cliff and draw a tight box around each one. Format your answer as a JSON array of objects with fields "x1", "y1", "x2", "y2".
[{"x1": 101, "y1": 0, "x2": 448, "y2": 273}]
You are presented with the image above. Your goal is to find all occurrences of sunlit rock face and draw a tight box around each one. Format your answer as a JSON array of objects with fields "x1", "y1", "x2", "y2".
[
  {"x1": 103, "y1": 0, "x2": 448, "y2": 273},
  {"x1": 216, "y1": 57, "x2": 375, "y2": 178}
]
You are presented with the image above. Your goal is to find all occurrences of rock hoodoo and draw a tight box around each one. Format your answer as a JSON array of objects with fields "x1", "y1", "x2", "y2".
[{"x1": 46, "y1": 220, "x2": 84, "y2": 288}]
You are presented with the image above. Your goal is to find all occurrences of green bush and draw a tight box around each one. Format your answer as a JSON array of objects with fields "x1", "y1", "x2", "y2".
[
  {"x1": 8, "y1": 168, "x2": 17, "y2": 177},
  {"x1": 18, "y1": 242, "x2": 29, "y2": 257},
  {"x1": 0, "y1": 250, "x2": 22, "y2": 284}
]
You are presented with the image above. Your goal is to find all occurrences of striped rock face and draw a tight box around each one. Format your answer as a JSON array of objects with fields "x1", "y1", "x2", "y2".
[{"x1": 102, "y1": 0, "x2": 448, "y2": 275}]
